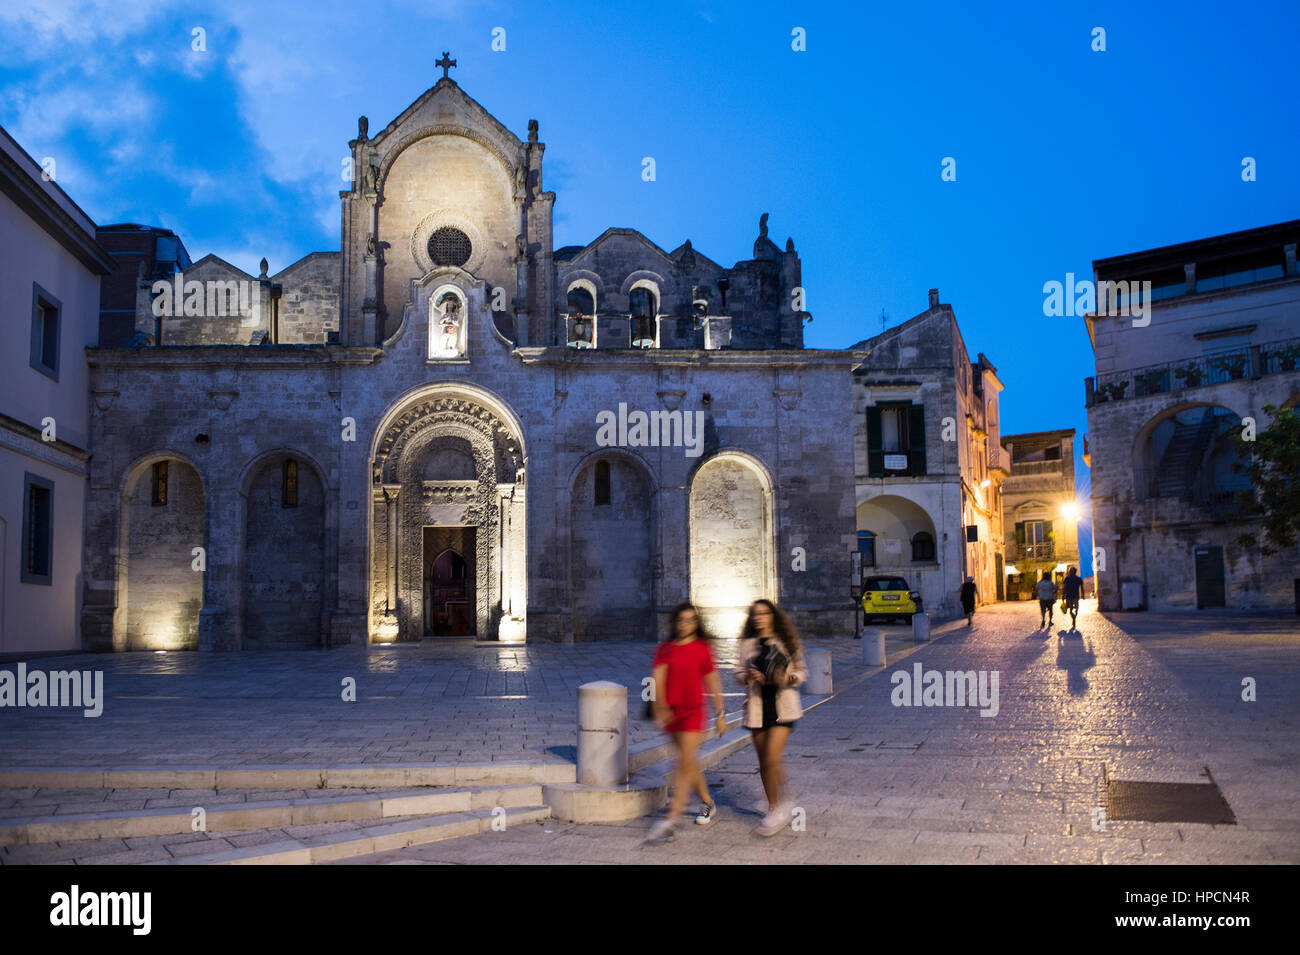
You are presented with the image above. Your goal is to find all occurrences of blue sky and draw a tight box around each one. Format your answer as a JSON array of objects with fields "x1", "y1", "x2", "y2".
[{"x1": 4, "y1": 0, "x2": 1298, "y2": 572}]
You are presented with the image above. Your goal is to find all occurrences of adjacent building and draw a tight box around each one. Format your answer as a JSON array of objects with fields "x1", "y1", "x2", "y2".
[
  {"x1": 851, "y1": 290, "x2": 1007, "y2": 621},
  {"x1": 1084, "y1": 219, "x2": 1300, "y2": 612},
  {"x1": 1000, "y1": 429, "x2": 1080, "y2": 599},
  {"x1": 0, "y1": 125, "x2": 114, "y2": 653}
]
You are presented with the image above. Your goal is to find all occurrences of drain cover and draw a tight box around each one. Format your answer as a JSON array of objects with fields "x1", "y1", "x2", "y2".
[{"x1": 1104, "y1": 768, "x2": 1236, "y2": 825}]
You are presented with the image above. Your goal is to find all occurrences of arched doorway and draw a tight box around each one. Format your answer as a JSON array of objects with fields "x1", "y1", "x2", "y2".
[
  {"x1": 369, "y1": 385, "x2": 526, "y2": 642},
  {"x1": 424, "y1": 543, "x2": 475, "y2": 635}
]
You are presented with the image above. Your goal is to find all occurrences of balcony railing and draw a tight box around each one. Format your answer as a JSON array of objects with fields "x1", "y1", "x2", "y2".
[
  {"x1": 1008, "y1": 459, "x2": 1065, "y2": 476},
  {"x1": 1089, "y1": 335, "x2": 1300, "y2": 405},
  {"x1": 1132, "y1": 468, "x2": 1260, "y2": 517},
  {"x1": 1008, "y1": 541, "x2": 1056, "y2": 561}
]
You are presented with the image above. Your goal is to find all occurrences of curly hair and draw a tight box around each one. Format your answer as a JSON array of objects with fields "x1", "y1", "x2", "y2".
[
  {"x1": 665, "y1": 602, "x2": 714, "y2": 643},
  {"x1": 740, "y1": 599, "x2": 802, "y2": 655}
]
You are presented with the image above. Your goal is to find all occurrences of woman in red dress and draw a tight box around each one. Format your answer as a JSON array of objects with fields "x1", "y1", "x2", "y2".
[{"x1": 646, "y1": 603, "x2": 726, "y2": 842}]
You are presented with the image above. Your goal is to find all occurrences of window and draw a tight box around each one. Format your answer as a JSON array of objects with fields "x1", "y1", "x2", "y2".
[
  {"x1": 857, "y1": 530, "x2": 876, "y2": 567},
  {"x1": 867, "y1": 403, "x2": 926, "y2": 477},
  {"x1": 594, "y1": 460, "x2": 611, "y2": 506},
  {"x1": 567, "y1": 286, "x2": 595, "y2": 348},
  {"x1": 1196, "y1": 249, "x2": 1285, "y2": 293},
  {"x1": 427, "y1": 227, "x2": 472, "y2": 268},
  {"x1": 283, "y1": 459, "x2": 299, "y2": 508},
  {"x1": 151, "y1": 461, "x2": 169, "y2": 506},
  {"x1": 1044, "y1": 445, "x2": 1061, "y2": 461},
  {"x1": 21, "y1": 473, "x2": 53, "y2": 585},
  {"x1": 30, "y1": 283, "x2": 61, "y2": 380},
  {"x1": 911, "y1": 532, "x2": 935, "y2": 562},
  {"x1": 629, "y1": 287, "x2": 657, "y2": 348}
]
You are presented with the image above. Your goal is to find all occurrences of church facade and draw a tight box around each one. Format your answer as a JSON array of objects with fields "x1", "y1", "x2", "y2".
[{"x1": 80, "y1": 68, "x2": 861, "y2": 649}]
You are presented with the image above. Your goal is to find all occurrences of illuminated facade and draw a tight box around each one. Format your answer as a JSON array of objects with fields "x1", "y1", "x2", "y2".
[{"x1": 79, "y1": 70, "x2": 860, "y2": 649}]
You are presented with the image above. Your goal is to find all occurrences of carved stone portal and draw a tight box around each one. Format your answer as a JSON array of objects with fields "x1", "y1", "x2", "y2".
[{"x1": 370, "y1": 394, "x2": 526, "y2": 641}]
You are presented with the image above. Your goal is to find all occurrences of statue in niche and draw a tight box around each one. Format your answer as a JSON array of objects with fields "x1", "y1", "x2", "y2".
[
  {"x1": 433, "y1": 290, "x2": 464, "y2": 357},
  {"x1": 366, "y1": 233, "x2": 376, "y2": 257},
  {"x1": 363, "y1": 162, "x2": 379, "y2": 194},
  {"x1": 515, "y1": 234, "x2": 526, "y2": 261}
]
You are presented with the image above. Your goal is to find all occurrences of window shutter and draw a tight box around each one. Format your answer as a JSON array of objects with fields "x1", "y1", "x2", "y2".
[
  {"x1": 908, "y1": 404, "x2": 927, "y2": 475},
  {"x1": 1045, "y1": 519, "x2": 1054, "y2": 538},
  {"x1": 867, "y1": 406, "x2": 884, "y2": 477}
]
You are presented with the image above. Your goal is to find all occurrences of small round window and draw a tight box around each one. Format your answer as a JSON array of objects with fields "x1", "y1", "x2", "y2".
[{"x1": 428, "y1": 227, "x2": 472, "y2": 268}]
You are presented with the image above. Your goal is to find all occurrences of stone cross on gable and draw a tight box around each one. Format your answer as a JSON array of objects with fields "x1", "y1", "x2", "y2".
[{"x1": 436, "y1": 52, "x2": 457, "y2": 80}]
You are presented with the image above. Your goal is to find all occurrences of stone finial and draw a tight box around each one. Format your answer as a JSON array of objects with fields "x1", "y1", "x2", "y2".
[
  {"x1": 357, "y1": 115, "x2": 368, "y2": 140},
  {"x1": 259, "y1": 258, "x2": 269, "y2": 279},
  {"x1": 528, "y1": 119, "x2": 539, "y2": 142},
  {"x1": 785, "y1": 237, "x2": 794, "y2": 253},
  {"x1": 759, "y1": 212, "x2": 769, "y2": 238},
  {"x1": 928, "y1": 288, "x2": 939, "y2": 308}
]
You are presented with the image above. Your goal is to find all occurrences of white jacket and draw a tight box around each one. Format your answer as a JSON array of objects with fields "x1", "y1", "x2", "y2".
[{"x1": 736, "y1": 635, "x2": 807, "y2": 727}]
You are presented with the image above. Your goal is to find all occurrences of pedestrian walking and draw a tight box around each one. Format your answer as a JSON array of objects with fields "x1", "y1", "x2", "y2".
[
  {"x1": 645, "y1": 602, "x2": 727, "y2": 842},
  {"x1": 737, "y1": 599, "x2": 807, "y2": 837},
  {"x1": 1035, "y1": 570, "x2": 1057, "y2": 628},
  {"x1": 958, "y1": 576, "x2": 978, "y2": 626},
  {"x1": 1062, "y1": 566, "x2": 1083, "y2": 630}
]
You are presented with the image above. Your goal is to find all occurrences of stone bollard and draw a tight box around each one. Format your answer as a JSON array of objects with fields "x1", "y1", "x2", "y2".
[
  {"x1": 912, "y1": 612, "x2": 931, "y2": 642},
  {"x1": 861, "y1": 628, "x2": 886, "y2": 666},
  {"x1": 577, "y1": 681, "x2": 628, "y2": 786},
  {"x1": 806, "y1": 648, "x2": 833, "y2": 695}
]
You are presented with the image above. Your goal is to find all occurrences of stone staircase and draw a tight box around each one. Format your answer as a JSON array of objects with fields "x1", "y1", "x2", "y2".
[
  {"x1": 1155, "y1": 409, "x2": 1213, "y2": 499},
  {"x1": 0, "y1": 780, "x2": 553, "y2": 865}
]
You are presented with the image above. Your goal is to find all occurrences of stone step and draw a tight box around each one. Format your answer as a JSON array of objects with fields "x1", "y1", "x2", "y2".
[
  {"x1": 0, "y1": 762, "x2": 576, "y2": 791},
  {"x1": 0, "y1": 784, "x2": 543, "y2": 846},
  {"x1": 161, "y1": 805, "x2": 552, "y2": 865}
]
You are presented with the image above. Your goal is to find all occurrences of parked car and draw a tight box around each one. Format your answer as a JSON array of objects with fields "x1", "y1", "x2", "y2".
[{"x1": 860, "y1": 575, "x2": 920, "y2": 624}]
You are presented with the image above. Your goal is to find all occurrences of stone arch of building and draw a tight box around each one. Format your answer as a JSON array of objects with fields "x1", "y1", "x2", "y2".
[
  {"x1": 1130, "y1": 400, "x2": 1247, "y2": 502},
  {"x1": 567, "y1": 448, "x2": 659, "y2": 642},
  {"x1": 368, "y1": 382, "x2": 527, "y2": 643},
  {"x1": 687, "y1": 450, "x2": 776, "y2": 638},
  {"x1": 377, "y1": 125, "x2": 521, "y2": 191},
  {"x1": 117, "y1": 450, "x2": 207, "y2": 651},
  {"x1": 855, "y1": 494, "x2": 939, "y2": 567},
  {"x1": 236, "y1": 448, "x2": 332, "y2": 648}
]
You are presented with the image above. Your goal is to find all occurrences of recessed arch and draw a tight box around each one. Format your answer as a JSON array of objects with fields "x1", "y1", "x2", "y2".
[
  {"x1": 118, "y1": 452, "x2": 206, "y2": 650},
  {"x1": 570, "y1": 449, "x2": 656, "y2": 641},
  {"x1": 688, "y1": 450, "x2": 776, "y2": 638}
]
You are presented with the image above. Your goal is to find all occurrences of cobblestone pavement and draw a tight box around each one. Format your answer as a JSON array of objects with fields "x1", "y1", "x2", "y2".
[
  {"x1": 339, "y1": 600, "x2": 1300, "y2": 864},
  {"x1": 0, "y1": 632, "x2": 905, "y2": 767}
]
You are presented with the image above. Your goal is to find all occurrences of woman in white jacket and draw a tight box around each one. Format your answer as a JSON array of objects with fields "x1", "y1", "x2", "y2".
[{"x1": 736, "y1": 599, "x2": 807, "y2": 836}]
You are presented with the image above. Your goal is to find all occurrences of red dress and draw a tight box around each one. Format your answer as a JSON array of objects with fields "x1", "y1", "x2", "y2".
[{"x1": 653, "y1": 638, "x2": 715, "y2": 733}]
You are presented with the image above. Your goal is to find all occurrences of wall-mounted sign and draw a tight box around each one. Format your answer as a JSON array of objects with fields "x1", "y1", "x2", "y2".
[{"x1": 884, "y1": 454, "x2": 908, "y2": 471}]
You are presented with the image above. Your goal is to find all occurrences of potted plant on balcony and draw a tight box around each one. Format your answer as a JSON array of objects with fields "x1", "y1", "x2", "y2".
[
  {"x1": 1212, "y1": 354, "x2": 1247, "y2": 380},
  {"x1": 1174, "y1": 363, "x2": 1204, "y2": 388},
  {"x1": 1097, "y1": 380, "x2": 1129, "y2": 402},
  {"x1": 1136, "y1": 370, "x2": 1168, "y2": 395},
  {"x1": 1271, "y1": 344, "x2": 1300, "y2": 371}
]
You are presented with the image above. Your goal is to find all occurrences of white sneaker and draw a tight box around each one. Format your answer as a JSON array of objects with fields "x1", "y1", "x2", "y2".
[
  {"x1": 695, "y1": 800, "x2": 718, "y2": 826},
  {"x1": 646, "y1": 818, "x2": 676, "y2": 842},
  {"x1": 755, "y1": 803, "x2": 791, "y2": 837}
]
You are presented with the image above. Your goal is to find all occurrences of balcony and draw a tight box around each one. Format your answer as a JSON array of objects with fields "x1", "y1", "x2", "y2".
[
  {"x1": 1088, "y1": 335, "x2": 1300, "y2": 406},
  {"x1": 989, "y1": 444, "x2": 1011, "y2": 476},
  {"x1": 1008, "y1": 458, "x2": 1064, "y2": 477},
  {"x1": 1007, "y1": 541, "x2": 1056, "y2": 561}
]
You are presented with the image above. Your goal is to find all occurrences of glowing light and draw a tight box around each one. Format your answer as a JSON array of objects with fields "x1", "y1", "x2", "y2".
[
  {"x1": 154, "y1": 650, "x2": 167, "y2": 655},
  {"x1": 1061, "y1": 501, "x2": 1081, "y2": 521},
  {"x1": 980, "y1": 479, "x2": 991, "y2": 488}
]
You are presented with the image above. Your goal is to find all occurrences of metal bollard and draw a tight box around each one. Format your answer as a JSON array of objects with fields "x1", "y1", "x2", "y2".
[
  {"x1": 861, "y1": 628, "x2": 886, "y2": 666},
  {"x1": 912, "y1": 612, "x2": 931, "y2": 642},
  {"x1": 577, "y1": 681, "x2": 628, "y2": 786},
  {"x1": 806, "y1": 648, "x2": 833, "y2": 694}
]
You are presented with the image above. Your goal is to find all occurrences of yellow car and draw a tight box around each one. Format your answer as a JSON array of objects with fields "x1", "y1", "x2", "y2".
[{"x1": 860, "y1": 575, "x2": 919, "y2": 624}]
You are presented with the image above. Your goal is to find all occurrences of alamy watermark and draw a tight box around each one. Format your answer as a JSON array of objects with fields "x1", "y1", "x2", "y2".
[
  {"x1": 890, "y1": 663, "x2": 999, "y2": 717},
  {"x1": 1043, "y1": 273, "x2": 1152, "y2": 327},
  {"x1": 595, "y1": 403, "x2": 705, "y2": 458},
  {"x1": 0, "y1": 664, "x2": 103, "y2": 717}
]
